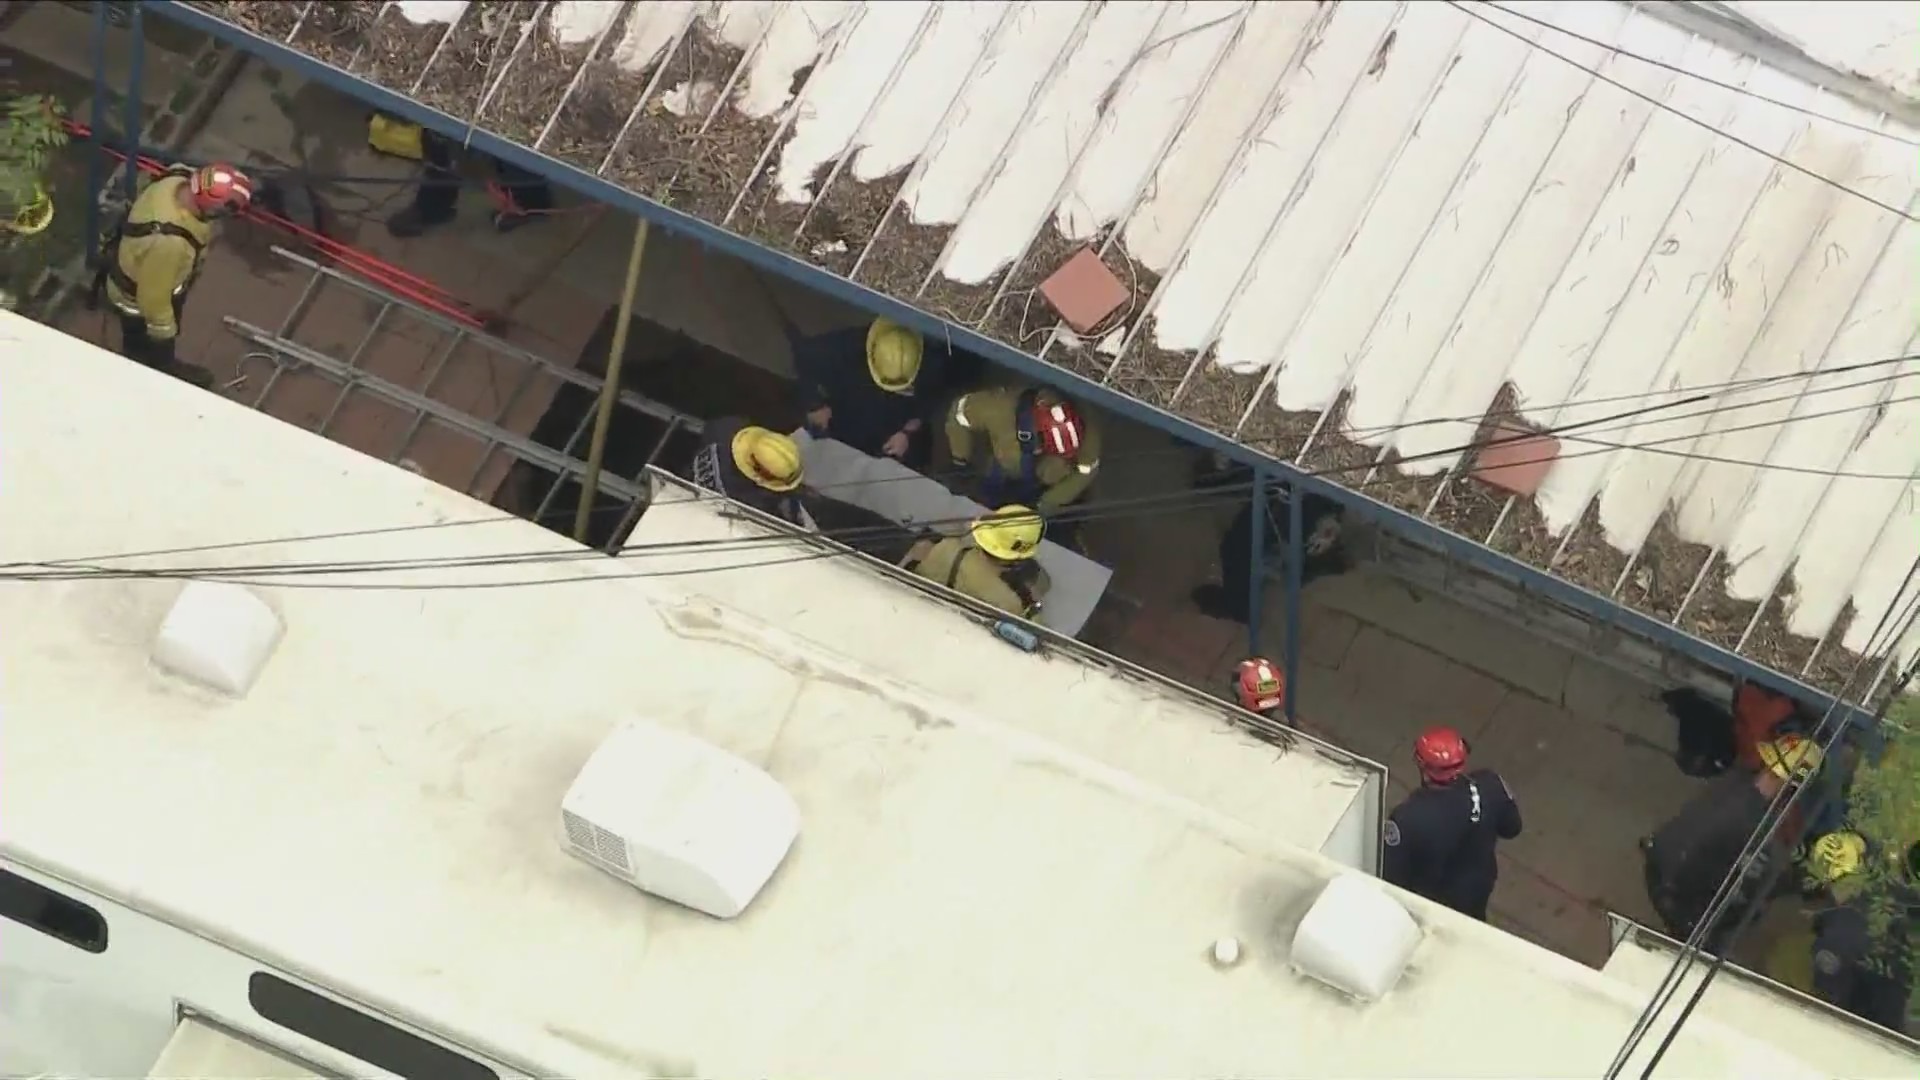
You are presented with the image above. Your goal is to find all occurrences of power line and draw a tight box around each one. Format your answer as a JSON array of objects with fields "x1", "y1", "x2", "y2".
[
  {"x1": 81, "y1": 329, "x2": 1907, "y2": 575},
  {"x1": 1481, "y1": 2, "x2": 1920, "y2": 147},
  {"x1": 1447, "y1": 0, "x2": 1920, "y2": 224},
  {"x1": 10, "y1": 375, "x2": 1916, "y2": 589},
  {"x1": 1606, "y1": 557, "x2": 1920, "y2": 1075},
  {"x1": 17, "y1": 367, "x2": 1918, "y2": 583},
  {"x1": 1346, "y1": 351, "x2": 1920, "y2": 440}
]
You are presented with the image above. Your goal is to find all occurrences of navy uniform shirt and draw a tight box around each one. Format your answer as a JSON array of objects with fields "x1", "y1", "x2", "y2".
[
  {"x1": 1811, "y1": 900, "x2": 1914, "y2": 1031},
  {"x1": 1382, "y1": 767, "x2": 1523, "y2": 918},
  {"x1": 1644, "y1": 771, "x2": 1787, "y2": 930},
  {"x1": 689, "y1": 416, "x2": 810, "y2": 528},
  {"x1": 791, "y1": 327, "x2": 948, "y2": 458}
]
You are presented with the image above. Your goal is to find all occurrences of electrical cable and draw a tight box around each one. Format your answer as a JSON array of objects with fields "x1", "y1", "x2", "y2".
[
  {"x1": 1607, "y1": 607, "x2": 1907, "y2": 1078},
  {"x1": 1480, "y1": 2, "x2": 1920, "y2": 147},
  {"x1": 13, "y1": 366, "x2": 1917, "y2": 582},
  {"x1": 1343, "y1": 351, "x2": 1920, "y2": 440},
  {"x1": 10, "y1": 372, "x2": 1917, "y2": 588},
  {"x1": 0, "y1": 385, "x2": 1803, "y2": 578},
  {"x1": 1446, "y1": 0, "x2": 1920, "y2": 224},
  {"x1": 1604, "y1": 557, "x2": 1920, "y2": 1076}
]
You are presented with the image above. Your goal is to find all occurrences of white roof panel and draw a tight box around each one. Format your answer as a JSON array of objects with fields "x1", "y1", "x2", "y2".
[
  {"x1": 1603, "y1": 921, "x2": 1920, "y2": 1079},
  {"x1": 0, "y1": 313, "x2": 1872, "y2": 1079},
  {"x1": 214, "y1": 0, "x2": 1920, "y2": 688}
]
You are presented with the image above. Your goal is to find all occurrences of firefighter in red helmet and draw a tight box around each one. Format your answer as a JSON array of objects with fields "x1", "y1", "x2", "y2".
[
  {"x1": 946, "y1": 385, "x2": 1102, "y2": 544},
  {"x1": 99, "y1": 162, "x2": 254, "y2": 388},
  {"x1": 1381, "y1": 726, "x2": 1523, "y2": 920}
]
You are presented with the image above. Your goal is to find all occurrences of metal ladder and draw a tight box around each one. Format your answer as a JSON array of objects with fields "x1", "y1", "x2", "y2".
[{"x1": 224, "y1": 245, "x2": 704, "y2": 542}]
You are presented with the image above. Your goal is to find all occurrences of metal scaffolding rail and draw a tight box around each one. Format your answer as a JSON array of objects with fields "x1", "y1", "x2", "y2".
[{"x1": 225, "y1": 247, "x2": 703, "y2": 538}]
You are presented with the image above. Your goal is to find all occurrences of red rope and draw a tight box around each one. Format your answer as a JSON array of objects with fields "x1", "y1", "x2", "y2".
[{"x1": 65, "y1": 120, "x2": 484, "y2": 328}]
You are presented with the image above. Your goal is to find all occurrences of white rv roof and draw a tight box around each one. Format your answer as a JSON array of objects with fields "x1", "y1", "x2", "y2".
[{"x1": 0, "y1": 314, "x2": 1866, "y2": 1079}]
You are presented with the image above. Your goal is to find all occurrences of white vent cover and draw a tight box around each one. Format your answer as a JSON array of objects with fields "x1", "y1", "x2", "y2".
[
  {"x1": 1289, "y1": 874, "x2": 1421, "y2": 1000},
  {"x1": 560, "y1": 718, "x2": 799, "y2": 919},
  {"x1": 150, "y1": 581, "x2": 285, "y2": 697}
]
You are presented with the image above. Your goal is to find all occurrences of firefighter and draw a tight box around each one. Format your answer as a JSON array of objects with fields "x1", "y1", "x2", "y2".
[
  {"x1": 689, "y1": 417, "x2": 814, "y2": 529},
  {"x1": 945, "y1": 385, "x2": 1101, "y2": 524},
  {"x1": 793, "y1": 317, "x2": 946, "y2": 465},
  {"x1": 1640, "y1": 735, "x2": 1823, "y2": 955},
  {"x1": 1231, "y1": 657, "x2": 1286, "y2": 723},
  {"x1": 1800, "y1": 831, "x2": 1918, "y2": 1031},
  {"x1": 1381, "y1": 726, "x2": 1523, "y2": 920},
  {"x1": 1190, "y1": 476, "x2": 1350, "y2": 625},
  {"x1": 101, "y1": 162, "x2": 254, "y2": 388},
  {"x1": 900, "y1": 504, "x2": 1051, "y2": 619}
]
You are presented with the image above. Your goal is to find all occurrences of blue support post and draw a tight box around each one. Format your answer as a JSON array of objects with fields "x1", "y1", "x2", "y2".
[
  {"x1": 141, "y1": 0, "x2": 1880, "y2": 734},
  {"x1": 1284, "y1": 484, "x2": 1304, "y2": 727},
  {"x1": 122, "y1": 2, "x2": 146, "y2": 201},
  {"x1": 1246, "y1": 468, "x2": 1267, "y2": 657},
  {"x1": 83, "y1": 1, "x2": 110, "y2": 265}
]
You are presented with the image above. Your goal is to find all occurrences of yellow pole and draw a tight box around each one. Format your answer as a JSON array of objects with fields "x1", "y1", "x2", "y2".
[{"x1": 573, "y1": 217, "x2": 650, "y2": 543}]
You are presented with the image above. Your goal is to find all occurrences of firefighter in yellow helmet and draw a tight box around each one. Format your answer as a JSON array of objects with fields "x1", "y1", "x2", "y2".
[
  {"x1": 689, "y1": 416, "x2": 814, "y2": 529},
  {"x1": 1794, "y1": 830, "x2": 1917, "y2": 1031},
  {"x1": 946, "y1": 386, "x2": 1102, "y2": 516},
  {"x1": 790, "y1": 316, "x2": 948, "y2": 466},
  {"x1": 901, "y1": 504, "x2": 1052, "y2": 619},
  {"x1": 99, "y1": 163, "x2": 254, "y2": 389}
]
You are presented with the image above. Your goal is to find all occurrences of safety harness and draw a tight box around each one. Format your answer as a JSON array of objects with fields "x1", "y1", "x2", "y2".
[
  {"x1": 984, "y1": 388, "x2": 1045, "y2": 505},
  {"x1": 901, "y1": 539, "x2": 1042, "y2": 616},
  {"x1": 91, "y1": 167, "x2": 204, "y2": 310}
]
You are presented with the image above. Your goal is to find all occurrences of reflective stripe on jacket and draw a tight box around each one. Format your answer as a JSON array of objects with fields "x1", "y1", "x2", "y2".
[
  {"x1": 946, "y1": 386, "x2": 1100, "y2": 511},
  {"x1": 104, "y1": 175, "x2": 210, "y2": 338}
]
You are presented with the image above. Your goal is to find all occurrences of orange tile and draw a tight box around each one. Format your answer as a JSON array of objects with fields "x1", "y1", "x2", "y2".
[
  {"x1": 1040, "y1": 248, "x2": 1129, "y2": 334},
  {"x1": 1473, "y1": 423, "x2": 1560, "y2": 497}
]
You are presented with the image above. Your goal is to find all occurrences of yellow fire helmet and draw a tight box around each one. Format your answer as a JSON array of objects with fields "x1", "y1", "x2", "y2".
[
  {"x1": 1803, "y1": 830, "x2": 1868, "y2": 888},
  {"x1": 730, "y1": 426, "x2": 803, "y2": 492},
  {"x1": 1758, "y1": 734, "x2": 1824, "y2": 781},
  {"x1": 866, "y1": 317, "x2": 924, "y2": 394},
  {"x1": 971, "y1": 505, "x2": 1043, "y2": 562}
]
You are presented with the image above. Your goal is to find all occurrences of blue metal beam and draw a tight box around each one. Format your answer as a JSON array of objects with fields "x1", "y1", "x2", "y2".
[
  {"x1": 1284, "y1": 487, "x2": 1304, "y2": 728},
  {"x1": 82, "y1": 1, "x2": 110, "y2": 266},
  {"x1": 122, "y1": 3, "x2": 145, "y2": 202},
  {"x1": 146, "y1": 0, "x2": 1873, "y2": 731},
  {"x1": 1246, "y1": 469, "x2": 1267, "y2": 659}
]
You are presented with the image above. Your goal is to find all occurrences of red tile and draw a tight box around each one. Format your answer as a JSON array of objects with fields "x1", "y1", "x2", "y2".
[
  {"x1": 1473, "y1": 422, "x2": 1559, "y2": 497},
  {"x1": 1040, "y1": 248, "x2": 1129, "y2": 334}
]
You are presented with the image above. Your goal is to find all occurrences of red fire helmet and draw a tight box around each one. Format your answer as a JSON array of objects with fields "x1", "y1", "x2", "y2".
[
  {"x1": 188, "y1": 163, "x2": 254, "y2": 218},
  {"x1": 1413, "y1": 726, "x2": 1469, "y2": 784},
  {"x1": 1234, "y1": 657, "x2": 1285, "y2": 713}
]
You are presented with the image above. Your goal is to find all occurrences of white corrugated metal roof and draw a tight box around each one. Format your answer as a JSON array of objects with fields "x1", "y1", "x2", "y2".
[
  {"x1": 221, "y1": 0, "x2": 1920, "y2": 687},
  {"x1": 1719, "y1": 0, "x2": 1920, "y2": 103}
]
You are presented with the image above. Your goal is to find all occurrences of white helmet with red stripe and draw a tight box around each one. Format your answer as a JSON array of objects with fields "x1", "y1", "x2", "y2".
[
  {"x1": 188, "y1": 163, "x2": 254, "y2": 218},
  {"x1": 1033, "y1": 395, "x2": 1085, "y2": 457}
]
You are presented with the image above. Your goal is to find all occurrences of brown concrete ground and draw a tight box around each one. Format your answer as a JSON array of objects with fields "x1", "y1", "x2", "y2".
[{"x1": 33, "y1": 32, "x2": 1821, "y2": 978}]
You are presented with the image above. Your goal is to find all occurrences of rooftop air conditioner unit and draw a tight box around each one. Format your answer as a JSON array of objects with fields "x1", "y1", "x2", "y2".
[{"x1": 559, "y1": 719, "x2": 800, "y2": 919}]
